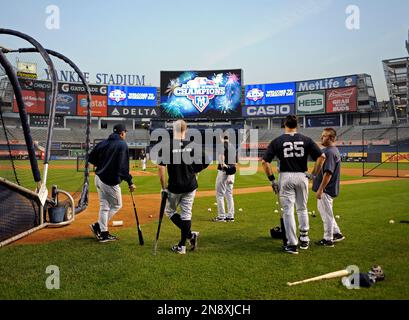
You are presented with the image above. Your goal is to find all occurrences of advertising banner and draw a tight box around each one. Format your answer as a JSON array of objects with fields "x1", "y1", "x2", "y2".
[
  {"x1": 58, "y1": 82, "x2": 107, "y2": 96},
  {"x1": 18, "y1": 78, "x2": 53, "y2": 91},
  {"x1": 160, "y1": 70, "x2": 242, "y2": 119},
  {"x1": 381, "y1": 152, "x2": 409, "y2": 163},
  {"x1": 296, "y1": 91, "x2": 325, "y2": 115},
  {"x1": 242, "y1": 104, "x2": 295, "y2": 117},
  {"x1": 305, "y1": 114, "x2": 340, "y2": 127},
  {"x1": 107, "y1": 86, "x2": 157, "y2": 107},
  {"x1": 245, "y1": 82, "x2": 296, "y2": 105},
  {"x1": 296, "y1": 75, "x2": 357, "y2": 92},
  {"x1": 13, "y1": 90, "x2": 46, "y2": 114},
  {"x1": 326, "y1": 87, "x2": 357, "y2": 113},
  {"x1": 77, "y1": 94, "x2": 107, "y2": 117},
  {"x1": 30, "y1": 115, "x2": 64, "y2": 128},
  {"x1": 107, "y1": 106, "x2": 160, "y2": 118},
  {"x1": 46, "y1": 93, "x2": 77, "y2": 115}
]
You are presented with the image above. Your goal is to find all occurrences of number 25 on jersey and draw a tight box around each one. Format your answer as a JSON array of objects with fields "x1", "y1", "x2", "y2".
[{"x1": 283, "y1": 142, "x2": 305, "y2": 158}]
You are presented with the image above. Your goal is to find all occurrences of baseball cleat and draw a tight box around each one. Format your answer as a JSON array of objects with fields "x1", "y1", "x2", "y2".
[
  {"x1": 283, "y1": 245, "x2": 299, "y2": 255},
  {"x1": 212, "y1": 217, "x2": 226, "y2": 222},
  {"x1": 98, "y1": 232, "x2": 118, "y2": 243},
  {"x1": 225, "y1": 217, "x2": 235, "y2": 222},
  {"x1": 299, "y1": 240, "x2": 309, "y2": 250},
  {"x1": 333, "y1": 233, "x2": 345, "y2": 242},
  {"x1": 316, "y1": 239, "x2": 334, "y2": 247},
  {"x1": 189, "y1": 231, "x2": 199, "y2": 251},
  {"x1": 171, "y1": 244, "x2": 186, "y2": 254},
  {"x1": 90, "y1": 223, "x2": 102, "y2": 240}
]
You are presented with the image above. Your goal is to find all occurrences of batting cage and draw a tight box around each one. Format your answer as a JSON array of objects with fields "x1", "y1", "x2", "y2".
[
  {"x1": 362, "y1": 126, "x2": 409, "y2": 178},
  {"x1": 0, "y1": 28, "x2": 92, "y2": 246}
]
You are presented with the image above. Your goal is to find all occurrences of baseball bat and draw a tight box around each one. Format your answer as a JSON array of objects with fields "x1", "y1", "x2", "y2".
[
  {"x1": 153, "y1": 190, "x2": 168, "y2": 255},
  {"x1": 130, "y1": 191, "x2": 144, "y2": 245},
  {"x1": 274, "y1": 188, "x2": 287, "y2": 247},
  {"x1": 287, "y1": 269, "x2": 351, "y2": 286}
]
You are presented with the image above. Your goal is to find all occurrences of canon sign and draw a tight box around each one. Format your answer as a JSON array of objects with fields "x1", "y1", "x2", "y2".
[{"x1": 242, "y1": 104, "x2": 295, "y2": 117}]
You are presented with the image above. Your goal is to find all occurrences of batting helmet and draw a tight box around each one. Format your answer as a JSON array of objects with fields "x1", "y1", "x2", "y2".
[
  {"x1": 224, "y1": 165, "x2": 236, "y2": 175},
  {"x1": 368, "y1": 265, "x2": 385, "y2": 282},
  {"x1": 270, "y1": 226, "x2": 283, "y2": 239}
]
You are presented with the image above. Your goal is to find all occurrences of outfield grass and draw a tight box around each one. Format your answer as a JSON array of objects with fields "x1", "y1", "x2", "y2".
[
  {"x1": 1, "y1": 160, "x2": 368, "y2": 195},
  {"x1": 0, "y1": 178, "x2": 408, "y2": 300}
]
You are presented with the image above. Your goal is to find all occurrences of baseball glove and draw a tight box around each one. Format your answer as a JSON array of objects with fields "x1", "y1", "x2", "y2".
[
  {"x1": 270, "y1": 226, "x2": 283, "y2": 239},
  {"x1": 224, "y1": 165, "x2": 236, "y2": 175}
]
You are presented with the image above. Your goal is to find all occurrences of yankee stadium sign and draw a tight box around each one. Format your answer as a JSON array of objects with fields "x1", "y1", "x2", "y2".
[{"x1": 44, "y1": 69, "x2": 146, "y2": 86}]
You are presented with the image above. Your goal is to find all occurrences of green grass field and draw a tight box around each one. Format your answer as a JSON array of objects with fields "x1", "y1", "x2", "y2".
[{"x1": 0, "y1": 161, "x2": 409, "y2": 300}]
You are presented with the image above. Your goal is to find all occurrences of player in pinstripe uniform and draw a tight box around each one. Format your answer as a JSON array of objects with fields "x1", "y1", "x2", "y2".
[{"x1": 262, "y1": 115, "x2": 326, "y2": 254}]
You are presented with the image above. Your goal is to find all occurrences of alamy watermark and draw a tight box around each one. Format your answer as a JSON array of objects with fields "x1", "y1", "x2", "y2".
[
  {"x1": 342, "y1": 265, "x2": 360, "y2": 289},
  {"x1": 45, "y1": 265, "x2": 60, "y2": 289},
  {"x1": 149, "y1": 128, "x2": 259, "y2": 176},
  {"x1": 45, "y1": 5, "x2": 60, "y2": 30},
  {"x1": 345, "y1": 5, "x2": 360, "y2": 30}
]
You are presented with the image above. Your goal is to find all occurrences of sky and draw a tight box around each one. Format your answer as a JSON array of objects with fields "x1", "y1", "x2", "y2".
[{"x1": 1, "y1": 0, "x2": 408, "y2": 101}]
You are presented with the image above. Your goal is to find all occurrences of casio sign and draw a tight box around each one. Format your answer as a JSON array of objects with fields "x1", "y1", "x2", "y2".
[{"x1": 245, "y1": 105, "x2": 291, "y2": 116}]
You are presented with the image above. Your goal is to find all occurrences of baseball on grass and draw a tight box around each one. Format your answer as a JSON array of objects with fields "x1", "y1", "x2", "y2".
[
  {"x1": 208, "y1": 208, "x2": 212, "y2": 212},
  {"x1": 239, "y1": 208, "x2": 243, "y2": 212},
  {"x1": 335, "y1": 215, "x2": 340, "y2": 219},
  {"x1": 389, "y1": 219, "x2": 395, "y2": 224},
  {"x1": 274, "y1": 209, "x2": 279, "y2": 213},
  {"x1": 214, "y1": 202, "x2": 217, "y2": 206},
  {"x1": 276, "y1": 202, "x2": 279, "y2": 205}
]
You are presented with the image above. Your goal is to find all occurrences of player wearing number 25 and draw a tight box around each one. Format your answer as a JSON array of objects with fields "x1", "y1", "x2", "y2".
[{"x1": 261, "y1": 115, "x2": 326, "y2": 255}]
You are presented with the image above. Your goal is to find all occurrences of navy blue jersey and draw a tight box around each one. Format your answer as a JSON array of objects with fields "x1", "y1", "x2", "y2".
[
  {"x1": 159, "y1": 140, "x2": 209, "y2": 194},
  {"x1": 88, "y1": 133, "x2": 133, "y2": 186},
  {"x1": 263, "y1": 133, "x2": 322, "y2": 173},
  {"x1": 312, "y1": 146, "x2": 341, "y2": 197}
]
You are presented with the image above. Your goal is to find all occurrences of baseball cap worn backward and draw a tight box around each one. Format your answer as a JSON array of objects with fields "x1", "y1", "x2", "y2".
[{"x1": 113, "y1": 124, "x2": 127, "y2": 134}]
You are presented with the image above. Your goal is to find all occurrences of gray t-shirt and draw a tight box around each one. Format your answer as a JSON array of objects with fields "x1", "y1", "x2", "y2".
[{"x1": 312, "y1": 146, "x2": 341, "y2": 198}]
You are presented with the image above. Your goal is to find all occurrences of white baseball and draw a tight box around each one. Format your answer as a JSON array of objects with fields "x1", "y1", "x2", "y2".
[
  {"x1": 274, "y1": 210, "x2": 279, "y2": 213},
  {"x1": 335, "y1": 215, "x2": 340, "y2": 219},
  {"x1": 239, "y1": 208, "x2": 243, "y2": 212},
  {"x1": 208, "y1": 208, "x2": 212, "y2": 212},
  {"x1": 389, "y1": 219, "x2": 395, "y2": 224}
]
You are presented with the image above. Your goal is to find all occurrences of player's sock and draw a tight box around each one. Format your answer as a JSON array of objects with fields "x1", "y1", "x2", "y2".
[
  {"x1": 170, "y1": 214, "x2": 182, "y2": 230},
  {"x1": 179, "y1": 220, "x2": 191, "y2": 247}
]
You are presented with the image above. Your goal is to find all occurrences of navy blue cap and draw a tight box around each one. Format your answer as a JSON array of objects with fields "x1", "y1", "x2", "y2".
[{"x1": 113, "y1": 124, "x2": 127, "y2": 134}]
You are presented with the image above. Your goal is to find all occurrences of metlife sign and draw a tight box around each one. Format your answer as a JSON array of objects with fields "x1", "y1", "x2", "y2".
[
  {"x1": 108, "y1": 86, "x2": 157, "y2": 107},
  {"x1": 296, "y1": 91, "x2": 325, "y2": 115},
  {"x1": 242, "y1": 104, "x2": 295, "y2": 117},
  {"x1": 296, "y1": 75, "x2": 357, "y2": 92},
  {"x1": 245, "y1": 82, "x2": 296, "y2": 105}
]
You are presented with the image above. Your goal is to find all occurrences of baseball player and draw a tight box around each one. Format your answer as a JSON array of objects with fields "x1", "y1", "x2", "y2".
[
  {"x1": 213, "y1": 135, "x2": 237, "y2": 222},
  {"x1": 141, "y1": 151, "x2": 147, "y2": 171},
  {"x1": 88, "y1": 124, "x2": 136, "y2": 242},
  {"x1": 158, "y1": 120, "x2": 209, "y2": 254},
  {"x1": 312, "y1": 128, "x2": 345, "y2": 247},
  {"x1": 261, "y1": 115, "x2": 326, "y2": 254}
]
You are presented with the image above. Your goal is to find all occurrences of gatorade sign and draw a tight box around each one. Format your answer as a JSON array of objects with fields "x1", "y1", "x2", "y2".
[{"x1": 296, "y1": 91, "x2": 325, "y2": 115}]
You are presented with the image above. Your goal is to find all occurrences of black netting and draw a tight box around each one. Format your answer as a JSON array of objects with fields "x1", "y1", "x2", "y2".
[
  {"x1": 362, "y1": 126, "x2": 409, "y2": 178},
  {"x1": 0, "y1": 183, "x2": 40, "y2": 242}
]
